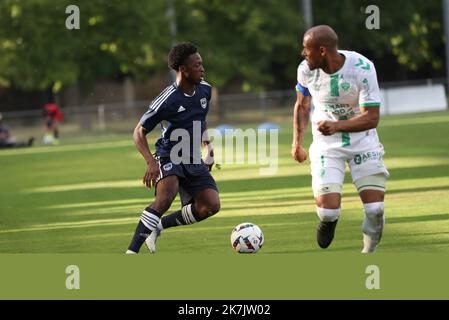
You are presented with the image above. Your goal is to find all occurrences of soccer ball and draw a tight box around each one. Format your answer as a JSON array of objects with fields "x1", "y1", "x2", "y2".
[
  {"x1": 43, "y1": 134, "x2": 54, "y2": 145},
  {"x1": 230, "y1": 222, "x2": 264, "y2": 253}
]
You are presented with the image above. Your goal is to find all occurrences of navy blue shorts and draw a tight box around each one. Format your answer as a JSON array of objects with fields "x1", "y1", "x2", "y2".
[{"x1": 155, "y1": 157, "x2": 219, "y2": 206}]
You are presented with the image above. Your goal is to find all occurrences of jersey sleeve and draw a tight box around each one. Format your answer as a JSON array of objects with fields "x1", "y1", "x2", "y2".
[
  {"x1": 358, "y1": 63, "x2": 381, "y2": 108},
  {"x1": 296, "y1": 61, "x2": 311, "y2": 96},
  {"x1": 139, "y1": 98, "x2": 169, "y2": 132}
]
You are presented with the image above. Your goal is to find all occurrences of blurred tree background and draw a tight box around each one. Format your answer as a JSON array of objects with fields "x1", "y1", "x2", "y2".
[{"x1": 0, "y1": 0, "x2": 446, "y2": 110}]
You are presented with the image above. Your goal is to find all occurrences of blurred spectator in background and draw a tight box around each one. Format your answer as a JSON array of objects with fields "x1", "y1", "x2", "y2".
[
  {"x1": 0, "y1": 113, "x2": 34, "y2": 149},
  {"x1": 43, "y1": 102, "x2": 63, "y2": 145}
]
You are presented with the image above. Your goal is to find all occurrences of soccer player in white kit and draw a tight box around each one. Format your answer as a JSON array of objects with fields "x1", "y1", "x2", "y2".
[{"x1": 291, "y1": 25, "x2": 389, "y2": 253}]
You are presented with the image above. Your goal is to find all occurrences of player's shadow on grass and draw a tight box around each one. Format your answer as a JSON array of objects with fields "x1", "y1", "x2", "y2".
[
  {"x1": 224, "y1": 200, "x2": 315, "y2": 211},
  {"x1": 387, "y1": 212, "x2": 449, "y2": 224},
  {"x1": 384, "y1": 164, "x2": 449, "y2": 180},
  {"x1": 340, "y1": 185, "x2": 449, "y2": 199},
  {"x1": 218, "y1": 174, "x2": 312, "y2": 193},
  {"x1": 217, "y1": 164, "x2": 449, "y2": 194}
]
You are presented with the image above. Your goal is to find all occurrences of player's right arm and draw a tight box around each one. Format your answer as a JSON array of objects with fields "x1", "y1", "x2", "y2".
[
  {"x1": 136, "y1": 89, "x2": 172, "y2": 188},
  {"x1": 133, "y1": 123, "x2": 159, "y2": 189},
  {"x1": 292, "y1": 90, "x2": 312, "y2": 163}
]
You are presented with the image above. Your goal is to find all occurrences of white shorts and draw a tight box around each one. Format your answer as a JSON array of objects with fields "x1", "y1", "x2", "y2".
[{"x1": 309, "y1": 143, "x2": 389, "y2": 192}]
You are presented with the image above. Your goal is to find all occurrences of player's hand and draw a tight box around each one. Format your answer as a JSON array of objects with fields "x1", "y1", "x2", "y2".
[
  {"x1": 143, "y1": 159, "x2": 160, "y2": 189},
  {"x1": 317, "y1": 120, "x2": 339, "y2": 136},
  {"x1": 291, "y1": 145, "x2": 308, "y2": 163},
  {"x1": 203, "y1": 143, "x2": 214, "y2": 171}
]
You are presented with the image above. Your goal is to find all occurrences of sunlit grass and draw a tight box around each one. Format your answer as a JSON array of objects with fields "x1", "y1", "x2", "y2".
[{"x1": 0, "y1": 111, "x2": 449, "y2": 253}]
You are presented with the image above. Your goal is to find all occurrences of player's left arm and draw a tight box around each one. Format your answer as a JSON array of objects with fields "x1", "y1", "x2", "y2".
[{"x1": 318, "y1": 62, "x2": 381, "y2": 135}]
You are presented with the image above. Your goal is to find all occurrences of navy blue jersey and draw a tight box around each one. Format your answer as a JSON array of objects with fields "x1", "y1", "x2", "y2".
[{"x1": 140, "y1": 80, "x2": 212, "y2": 162}]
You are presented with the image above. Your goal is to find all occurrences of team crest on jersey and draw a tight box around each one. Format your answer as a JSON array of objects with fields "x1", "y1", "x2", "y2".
[
  {"x1": 163, "y1": 163, "x2": 173, "y2": 171},
  {"x1": 341, "y1": 82, "x2": 350, "y2": 92},
  {"x1": 200, "y1": 98, "x2": 207, "y2": 109}
]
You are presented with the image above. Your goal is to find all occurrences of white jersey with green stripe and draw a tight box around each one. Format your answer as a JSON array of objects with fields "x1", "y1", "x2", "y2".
[{"x1": 297, "y1": 50, "x2": 382, "y2": 156}]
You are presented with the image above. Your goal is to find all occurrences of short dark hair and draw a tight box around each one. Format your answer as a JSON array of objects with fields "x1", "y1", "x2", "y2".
[{"x1": 168, "y1": 42, "x2": 198, "y2": 71}]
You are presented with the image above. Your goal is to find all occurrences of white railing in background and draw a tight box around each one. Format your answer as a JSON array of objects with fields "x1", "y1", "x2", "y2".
[{"x1": 1, "y1": 80, "x2": 447, "y2": 137}]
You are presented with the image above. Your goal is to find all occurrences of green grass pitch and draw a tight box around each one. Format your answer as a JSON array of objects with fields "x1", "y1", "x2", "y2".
[{"x1": 1, "y1": 111, "x2": 449, "y2": 253}]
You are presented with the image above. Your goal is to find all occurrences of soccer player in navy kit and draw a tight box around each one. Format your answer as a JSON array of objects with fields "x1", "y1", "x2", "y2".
[{"x1": 126, "y1": 43, "x2": 220, "y2": 254}]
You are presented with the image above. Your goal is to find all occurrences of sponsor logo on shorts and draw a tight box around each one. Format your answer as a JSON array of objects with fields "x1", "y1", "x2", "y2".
[
  {"x1": 354, "y1": 151, "x2": 383, "y2": 165},
  {"x1": 163, "y1": 163, "x2": 173, "y2": 171}
]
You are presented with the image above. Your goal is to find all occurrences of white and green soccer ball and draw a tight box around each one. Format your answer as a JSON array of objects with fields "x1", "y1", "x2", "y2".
[{"x1": 231, "y1": 222, "x2": 264, "y2": 253}]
